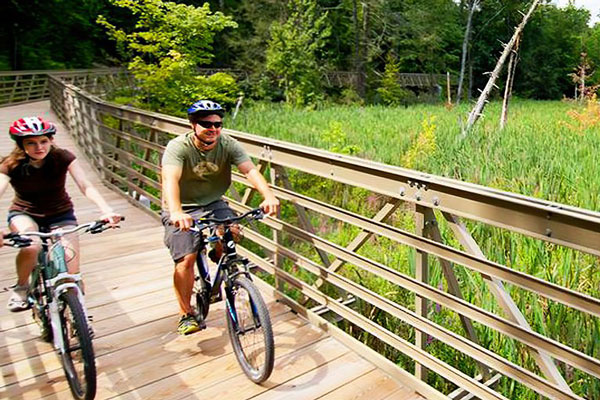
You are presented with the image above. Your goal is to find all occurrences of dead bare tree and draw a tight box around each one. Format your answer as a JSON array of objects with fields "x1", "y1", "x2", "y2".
[
  {"x1": 500, "y1": 33, "x2": 521, "y2": 129},
  {"x1": 570, "y1": 52, "x2": 594, "y2": 102},
  {"x1": 456, "y1": 0, "x2": 479, "y2": 105},
  {"x1": 464, "y1": 0, "x2": 540, "y2": 133}
]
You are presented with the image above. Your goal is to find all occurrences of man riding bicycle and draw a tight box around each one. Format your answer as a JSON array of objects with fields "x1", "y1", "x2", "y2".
[{"x1": 161, "y1": 99, "x2": 279, "y2": 335}]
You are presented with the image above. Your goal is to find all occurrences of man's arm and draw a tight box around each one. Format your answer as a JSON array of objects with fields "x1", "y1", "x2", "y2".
[
  {"x1": 238, "y1": 160, "x2": 280, "y2": 216},
  {"x1": 162, "y1": 164, "x2": 194, "y2": 230}
]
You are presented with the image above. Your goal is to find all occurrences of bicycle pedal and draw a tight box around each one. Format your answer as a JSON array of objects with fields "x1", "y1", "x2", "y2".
[
  {"x1": 209, "y1": 292, "x2": 222, "y2": 304},
  {"x1": 193, "y1": 315, "x2": 207, "y2": 331}
]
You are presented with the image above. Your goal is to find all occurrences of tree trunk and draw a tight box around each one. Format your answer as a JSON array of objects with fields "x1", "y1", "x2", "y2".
[
  {"x1": 465, "y1": 0, "x2": 540, "y2": 133},
  {"x1": 468, "y1": 60, "x2": 473, "y2": 102},
  {"x1": 352, "y1": 0, "x2": 365, "y2": 97},
  {"x1": 579, "y1": 62, "x2": 586, "y2": 102},
  {"x1": 357, "y1": 2, "x2": 369, "y2": 98},
  {"x1": 457, "y1": 0, "x2": 479, "y2": 105},
  {"x1": 500, "y1": 34, "x2": 521, "y2": 129}
]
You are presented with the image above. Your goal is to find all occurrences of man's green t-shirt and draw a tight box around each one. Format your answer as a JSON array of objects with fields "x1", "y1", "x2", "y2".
[{"x1": 161, "y1": 132, "x2": 250, "y2": 207}]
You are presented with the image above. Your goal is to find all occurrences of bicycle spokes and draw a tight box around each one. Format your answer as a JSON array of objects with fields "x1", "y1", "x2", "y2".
[{"x1": 228, "y1": 279, "x2": 272, "y2": 378}]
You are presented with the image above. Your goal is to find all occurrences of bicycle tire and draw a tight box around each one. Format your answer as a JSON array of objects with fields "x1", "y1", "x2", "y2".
[
  {"x1": 225, "y1": 276, "x2": 274, "y2": 383},
  {"x1": 59, "y1": 288, "x2": 96, "y2": 400}
]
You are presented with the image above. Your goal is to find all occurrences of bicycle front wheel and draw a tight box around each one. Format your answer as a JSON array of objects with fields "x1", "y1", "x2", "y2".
[
  {"x1": 30, "y1": 273, "x2": 52, "y2": 343},
  {"x1": 225, "y1": 276, "x2": 274, "y2": 383},
  {"x1": 59, "y1": 288, "x2": 96, "y2": 400}
]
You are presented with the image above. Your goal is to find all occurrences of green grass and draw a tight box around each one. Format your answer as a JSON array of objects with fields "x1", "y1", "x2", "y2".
[
  {"x1": 230, "y1": 99, "x2": 600, "y2": 210},
  {"x1": 228, "y1": 98, "x2": 600, "y2": 398}
]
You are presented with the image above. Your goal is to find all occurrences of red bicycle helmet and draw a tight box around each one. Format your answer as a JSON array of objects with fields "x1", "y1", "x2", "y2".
[{"x1": 9, "y1": 117, "x2": 57, "y2": 141}]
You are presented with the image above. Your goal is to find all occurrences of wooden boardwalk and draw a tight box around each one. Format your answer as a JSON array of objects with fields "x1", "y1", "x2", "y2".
[{"x1": 0, "y1": 101, "x2": 422, "y2": 399}]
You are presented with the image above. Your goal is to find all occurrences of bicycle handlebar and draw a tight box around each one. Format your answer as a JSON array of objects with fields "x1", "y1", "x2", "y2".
[
  {"x1": 2, "y1": 217, "x2": 125, "y2": 248},
  {"x1": 191, "y1": 208, "x2": 264, "y2": 232}
]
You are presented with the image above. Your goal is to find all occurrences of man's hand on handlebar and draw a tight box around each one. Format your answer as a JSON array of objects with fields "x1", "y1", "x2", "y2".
[
  {"x1": 260, "y1": 195, "x2": 279, "y2": 217},
  {"x1": 170, "y1": 210, "x2": 194, "y2": 231}
]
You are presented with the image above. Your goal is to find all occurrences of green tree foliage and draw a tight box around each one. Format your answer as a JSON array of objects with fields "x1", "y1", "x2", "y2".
[
  {"x1": 266, "y1": 0, "x2": 331, "y2": 106},
  {"x1": 582, "y1": 23, "x2": 600, "y2": 86},
  {"x1": 2, "y1": 0, "x2": 598, "y2": 101},
  {"x1": 97, "y1": 0, "x2": 238, "y2": 113},
  {"x1": 515, "y1": 3, "x2": 591, "y2": 99},
  {"x1": 0, "y1": 0, "x2": 128, "y2": 70},
  {"x1": 377, "y1": 52, "x2": 413, "y2": 105}
]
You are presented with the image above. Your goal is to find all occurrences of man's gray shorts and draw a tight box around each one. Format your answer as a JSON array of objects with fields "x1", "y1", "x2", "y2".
[{"x1": 161, "y1": 199, "x2": 235, "y2": 263}]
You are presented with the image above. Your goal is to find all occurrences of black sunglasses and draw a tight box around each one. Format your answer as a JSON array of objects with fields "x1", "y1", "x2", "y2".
[{"x1": 197, "y1": 120, "x2": 223, "y2": 129}]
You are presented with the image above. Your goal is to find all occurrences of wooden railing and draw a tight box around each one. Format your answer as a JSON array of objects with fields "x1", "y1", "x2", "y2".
[
  {"x1": 0, "y1": 68, "x2": 127, "y2": 107},
  {"x1": 35, "y1": 73, "x2": 600, "y2": 400}
]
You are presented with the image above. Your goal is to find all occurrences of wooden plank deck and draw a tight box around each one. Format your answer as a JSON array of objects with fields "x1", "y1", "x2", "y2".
[{"x1": 0, "y1": 101, "x2": 422, "y2": 399}]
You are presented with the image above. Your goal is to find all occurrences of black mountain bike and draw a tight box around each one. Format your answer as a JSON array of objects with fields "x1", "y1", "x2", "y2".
[
  {"x1": 190, "y1": 207, "x2": 274, "y2": 384},
  {"x1": 4, "y1": 218, "x2": 123, "y2": 400}
]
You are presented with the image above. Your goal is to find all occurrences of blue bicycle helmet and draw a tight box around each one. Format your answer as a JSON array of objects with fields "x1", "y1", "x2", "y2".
[{"x1": 187, "y1": 100, "x2": 225, "y2": 118}]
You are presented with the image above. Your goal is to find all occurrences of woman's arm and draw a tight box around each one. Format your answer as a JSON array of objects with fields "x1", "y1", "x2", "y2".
[
  {"x1": 0, "y1": 172, "x2": 11, "y2": 199},
  {"x1": 238, "y1": 160, "x2": 280, "y2": 216},
  {"x1": 0, "y1": 173, "x2": 10, "y2": 246},
  {"x1": 67, "y1": 160, "x2": 120, "y2": 224}
]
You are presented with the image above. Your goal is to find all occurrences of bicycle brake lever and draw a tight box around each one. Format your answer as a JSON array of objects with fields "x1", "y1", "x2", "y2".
[
  {"x1": 89, "y1": 221, "x2": 106, "y2": 234},
  {"x1": 5, "y1": 236, "x2": 33, "y2": 248},
  {"x1": 253, "y1": 209, "x2": 265, "y2": 220}
]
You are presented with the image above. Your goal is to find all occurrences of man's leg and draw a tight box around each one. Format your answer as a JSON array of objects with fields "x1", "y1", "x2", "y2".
[
  {"x1": 162, "y1": 210, "x2": 204, "y2": 334},
  {"x1": 173, "y1": 253, "x2": 196, "y2": 316}
]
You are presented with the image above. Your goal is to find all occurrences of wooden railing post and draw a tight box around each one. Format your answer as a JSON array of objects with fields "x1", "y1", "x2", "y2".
[
  {"x1": 414, "y1": 204, "x2": 429, "y2": 382},
  {"x1": 270, "y1": 160, "x2": 283, "y2": 293}
]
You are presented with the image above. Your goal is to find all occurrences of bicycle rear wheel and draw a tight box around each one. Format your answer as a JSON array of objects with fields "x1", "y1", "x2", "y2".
[
  {"x1": 225, "y1": 276, "x2": 274, "y2": 383},
  {"x1": 59, "y1": 288, "x2": 96, "y2": 400}
]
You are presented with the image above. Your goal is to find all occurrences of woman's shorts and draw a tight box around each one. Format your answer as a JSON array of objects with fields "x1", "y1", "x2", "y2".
[
  {"x1": 7, "y1": 209, "x2": 78, "y2": 231},
  {"x1": 161, "y1": 199, "x2": 235, "y2": 263}
]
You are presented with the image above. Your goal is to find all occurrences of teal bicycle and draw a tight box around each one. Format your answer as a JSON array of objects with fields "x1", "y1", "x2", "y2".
[{"x1": 4, "y1": 218, "x2": 123, "y2": 400}]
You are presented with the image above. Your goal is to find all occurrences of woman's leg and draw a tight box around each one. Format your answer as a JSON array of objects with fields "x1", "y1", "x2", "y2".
[
  {"x1": 7, "y1": 215, "x2": 41, "y2": 311},
  {"x1": 57, "y1": 227, "x2": 80, "y2": 274},
  {"x1": 9, "y1": 215, "x2": 41, "y2": 286}
]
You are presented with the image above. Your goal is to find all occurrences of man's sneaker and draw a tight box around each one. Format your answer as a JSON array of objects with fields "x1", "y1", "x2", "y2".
[{"x1": 177, "y1": 314, "x2": 201, "y2": 335}]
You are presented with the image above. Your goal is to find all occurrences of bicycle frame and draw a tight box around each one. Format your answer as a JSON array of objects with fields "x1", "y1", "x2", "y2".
[
  {"x1": 33, "y1": 236, "x2": 88, "y2": 354},
  {"x1": 192, "y1": 209, "x2": 263, "y2": 329}
]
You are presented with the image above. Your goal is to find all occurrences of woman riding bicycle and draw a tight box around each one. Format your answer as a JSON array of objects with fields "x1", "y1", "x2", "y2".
[{"x1": 0, "y1": 116, "x2": 121, "y2": 313}]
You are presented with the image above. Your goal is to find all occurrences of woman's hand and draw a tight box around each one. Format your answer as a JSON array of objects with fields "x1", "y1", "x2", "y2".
[
  {"x1": 100, "y1": 211, "x2": 122, "y2": 227},
  {"x1": 0, "y1": 228, "x2": 7, "y2": 248}
]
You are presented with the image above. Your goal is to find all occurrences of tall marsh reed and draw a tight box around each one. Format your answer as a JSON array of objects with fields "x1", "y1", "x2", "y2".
[{"x1": 230, "y1": 98, "x2": 599, "y2": 398}]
